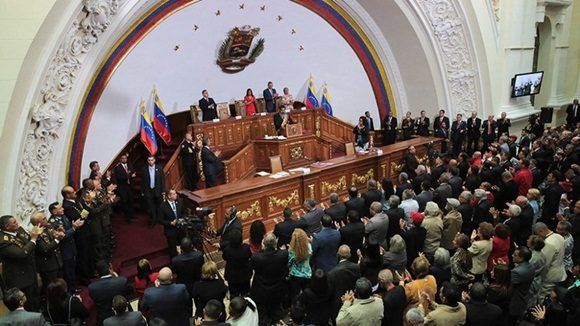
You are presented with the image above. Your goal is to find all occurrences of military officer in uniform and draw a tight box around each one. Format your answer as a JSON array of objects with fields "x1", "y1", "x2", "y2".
[
  {"x1": 181, "y1": 133, "x2": 200, "y2": 190},
  {"x1": 49, "y1": 201, "x2": 84, "y2": 292},
  {"x1": 30, "y1": 211, "x2": 64, "y2": 292},
  {"x1": 0, "y1": 215, "x2": 43, "y2": 311}
]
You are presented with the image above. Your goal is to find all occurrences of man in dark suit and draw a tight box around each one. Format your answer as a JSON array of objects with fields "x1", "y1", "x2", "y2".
[
  {"x1": 159, "y1": 189, "x2": 183, "y2": 257},
  {"x1": 0, "y1": 215, "x2": 42, "y2": 311},
  {"x1": 250, "y1": 233, "x2": 288, "y2": 325},
  {"x1": 566, "y1": 98, "x2": 579, "y2": 128},
  {"x1": 263, "y1": 81, "x2": 278, "y2": 113},
  {"x1": 415, "y1": 110, "x2": 430, "y2": 136},
  {"x1": 217, "y1": 206, "x2": 242, "y2": 250},
  {"x1": 385, "y1": 196, "x2": 405, "y2": 240},
  {"x1": 496, "y1": 111, "x2": 511, "y2": 139},
  {"x1": 181, "y1": 133, "x2": 199, "y2": 190},
  {"x1": 171, "y1": 237, "x2": 204, "y2": 300},
  {"x1": 450, "y1": 113, "x2": 466, "y2": 156},
  {"x1": 464, "y1": 282, "x2": 502, "y2": 326},
  {"x1": 197, "y1": 299, "x2": 230, "y2": 326},
  {"x1": 466, "y1": 111, "x2": 482, "y2": 154},
  {"x1": 472, "y1": 189, "x2": 493, "y2": 231},
  {"x1": 273, "y1": 207, "x2": 298, "y2": 247},
  {"x1": 296, "y1": 198, "x2": 324, "y2": 235},
  {"x1": 328, "y1": 245, "x2": 361, "y2": 321},
  {"x1": 104, "y1": 295, "x2": 146, "y2": 326},
  {"x1": 509, "y1": 246, "x2": 535, "y2": 324},
  {"x1": 345, "y1": 187, "x2": 366, "y2": 219},
  {"x1": 141, "y1": 267, "x2": 191, "y2": 326},
  {"x1": 61, "y1": 185, "x2": 95, "y2": 283},
  {"x1": 141, "y1": 155, "x2": 165, "y2": 226},
  {"x1": 325, "y1": 193, "x2": 347, "y2": 224},
  {"x1": 29, "y1": 211, "x2": 64, "y2": 292},
  {"x1": 382, "y1": 111, "x2": 397, "y2": 145},
  {"x1": 481, "y1": 115, "x2": 497, "y2": 151},
  {"x1": 541, "y1": 171, "x2": 564, "y2": 229},
  {"x1": 433, "y1": 173, "x2": 453, "y2": 210},
  {"x1": 172, "y1": 237, "x2": 204, "y2": 316},
  {"x1": 403, "y1": 146, "x2": 419, "y2": 179},
  {"x1": 49, "y1": 201, "x2": 83, "y2": 291},
  {"x1": 339, "y1": 211, "x2": 365, "y2": 263},
  {"x1": 88, "y1": 261, "x2": 133, "y2": 325},
  {"x1": 458, "y1": 191, "x2": 474, "y2": 235},
  {"x1": 364, "y1": 111, "x2": 375, "y2": 131},
  {"x1": 199, "y1": 89, "x2": 218, "y2": 121},
  {"x1": 201, "y1": 138, "x2": 222, "y2": 188},
  {"x1": 378, "y1": 269, "x2": 406, "y2": 326},
  {"x1": 433, "y1": 109, "x2": 450, "y2": 137},
  {"x1": 363, "y1": 180, "x2": 383, "y2": 218},
  {"x1": 113, "y1": 154, "x2": 135, "y2": 222},
  {"x1": 0, "y1": 288, "x2": 46, "y2": 325},
  {"x1": 311, "y1": 215, "x2": 341, "y2": 272}
]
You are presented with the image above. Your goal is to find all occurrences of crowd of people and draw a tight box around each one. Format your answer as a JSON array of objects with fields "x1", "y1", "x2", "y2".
[{"x1": 1, "y1": 100, "x2": 579, "y2": 325}]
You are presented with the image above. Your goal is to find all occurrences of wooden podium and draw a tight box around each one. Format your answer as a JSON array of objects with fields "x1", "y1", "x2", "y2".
[{"x1": 283, "y1": 123, "x2": 303, "y2": 138}]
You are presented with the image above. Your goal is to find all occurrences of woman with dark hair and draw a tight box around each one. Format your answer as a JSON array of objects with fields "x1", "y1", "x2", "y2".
[
  {"x1": 450, "y1": 233, "x2": 473, "y2": 291},
  {"x1": 295, "y1": 269, "x2": 332, "y2": 325},
  {"x1": 134, "y1": 258, "x2": 158, "y2": 301},
  {"x1": 381, "y1": 178, "x2": 395, "y2": 208},
  {"x1": 353, "y1": 116, "x2": 369, "y2": 149},
  {"x1": 465, "y1": 165, "x2": 481, "y2": 192},
  {"x1": 487, "y1": 223, "x2": 511, "y2": 272},
  {"x1": 487, "y1": 263, "x2": 512, "y2": 321},
  {"x1": 222, "y1": 229, "x2": 252, "y2": 297},
  {"x1": 249, "y1": 220, "x2": 266, "y2": 254},
  {"x1": 44, "y1": 278, "x2": 89, "y2": 325},
  {"x1": 244, "y1": 88, "x2": 256, "y2": 116},
  {"x1": 358, "y1": 243, "x2": 383, "y2": 289}
]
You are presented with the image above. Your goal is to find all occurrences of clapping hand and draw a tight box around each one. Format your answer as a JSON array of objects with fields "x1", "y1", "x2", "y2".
[
  {"x1": 399, "y1": 219, "x2": 407, "y2": 230},
  {"x1": 341, "y1": 290, "x2": 355, "y2": 304},
  {"x1": 470, "y1": 229, "x2": 478, "y2": 241},
  {"x1": 531, "y1": 305, "x2": 546, "y2": 320},
  {"x1": 30, "y1": 225, "x2": 44, "y2": 241},
  {"x1": 54, "y1": 230, "x2": 65, "y2": 241},
  {"x1": 73, "y1": 219, "x2": 84, "y2": 229}
]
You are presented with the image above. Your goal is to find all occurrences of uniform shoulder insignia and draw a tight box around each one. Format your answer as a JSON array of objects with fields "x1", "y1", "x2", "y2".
[{"x1": 3, "y1": 235, "x2": 8, "y2": 241}]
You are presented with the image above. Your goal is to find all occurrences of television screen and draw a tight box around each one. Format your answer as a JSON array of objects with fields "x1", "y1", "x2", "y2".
[{"x1": 512, "y1": 71, "x2": 544, "y2": 98}]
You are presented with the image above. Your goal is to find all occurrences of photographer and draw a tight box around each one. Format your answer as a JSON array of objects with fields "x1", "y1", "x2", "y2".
[{"x1": 159, "y1": 189, "x2": 184, "y2": 258}]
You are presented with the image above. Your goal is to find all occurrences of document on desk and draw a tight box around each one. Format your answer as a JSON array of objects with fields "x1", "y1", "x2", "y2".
[
  {"x1": 256, "y1": 171, "x2": 270, "y2": 176},
  {"x1": 269, "y1": 171, "x2": 290, "y2": 179}
]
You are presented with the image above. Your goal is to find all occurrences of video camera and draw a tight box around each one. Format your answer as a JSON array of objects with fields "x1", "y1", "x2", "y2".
[{"x1": 175, "y1": 206, "x2": 213, "y2": 233}]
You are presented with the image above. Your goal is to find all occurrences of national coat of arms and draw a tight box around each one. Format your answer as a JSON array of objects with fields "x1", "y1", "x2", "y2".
[{"x1": 216, "y1": 25, "x2": 265, "y2": 73}]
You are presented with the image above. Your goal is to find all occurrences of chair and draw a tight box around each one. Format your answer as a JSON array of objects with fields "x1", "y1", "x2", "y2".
[
  {"x1": 345, "y1": 142, "x2": 355, "y2": 156},
  {"x1": 190, "y1": 105, "x2": 201, "y2": 123},
  {"x1": 270, "y1": 155, "x2": 282, "y2": 173},
  {"x1": 234, "y1": 100, "x2": 246, "y2": 117}
]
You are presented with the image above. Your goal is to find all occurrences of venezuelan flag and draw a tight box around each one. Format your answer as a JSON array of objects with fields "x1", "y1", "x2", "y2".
[
  {"x1": 152, "y1": 89, "x2": 172, "y2": 145},
  {"x1": 140, "y1": 100, "x2": 158, "y2": 155},
  {"x1": 305, "y1": 77, "x2": 319, "y2": 109},
  {"x1": 321, "y1": 85, "x2": 333, "y2": 116}
]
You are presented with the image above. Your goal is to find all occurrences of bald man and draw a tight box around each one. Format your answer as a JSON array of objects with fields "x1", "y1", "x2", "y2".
[
  {"x1": 141, "y1": 267, "x2": 190, "y2": 326},
  {"x1": 327, "y1": 245, "x2": 361, "y2": 321},
  {"x1": 30, "y1": 211, "x2": 65, "y2": 291}
]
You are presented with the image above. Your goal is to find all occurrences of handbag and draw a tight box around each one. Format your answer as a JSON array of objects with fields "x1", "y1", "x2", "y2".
[{"x1": 47, "y1": 296, "x2": 85, "y2": 326}]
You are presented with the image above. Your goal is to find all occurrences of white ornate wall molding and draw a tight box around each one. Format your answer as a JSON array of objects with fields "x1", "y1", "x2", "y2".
[
  {"x1": 13, "y1": 0, "x2": 125, "y2": 222},
  {"x1": 336, "y1": 0, "x2": 409, "y2": 119},
  {"x1": 408, "y1": 0, "x2": 483, "y2": 118}
]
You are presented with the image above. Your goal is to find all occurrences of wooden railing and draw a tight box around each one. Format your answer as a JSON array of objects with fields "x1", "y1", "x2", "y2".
[
  {"x1": 316, "y1": 110, "x2": 356, "y2": 152},
  {"x1": 222, "y1": 142, "x2": 256, "y2": 183},
  {"x1": 163, "y1": 142, "x2": 185, "y2": 191}
]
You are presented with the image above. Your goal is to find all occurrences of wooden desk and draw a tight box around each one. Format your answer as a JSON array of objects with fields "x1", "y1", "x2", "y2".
[
  {"x1": 254, "y1": 135, "x2": 331, "y2": 171},
  {"x1": 183, "y1": 137, "x2": 441, "y2": 237}
]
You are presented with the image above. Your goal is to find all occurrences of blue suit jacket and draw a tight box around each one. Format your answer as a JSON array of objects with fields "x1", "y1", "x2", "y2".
[
  {"x1": 263, "y1": 88, "x2": 277, "y2": 112},
  {"x1": 141, "y1": 283, "x2": 190, "y2": 326},
  {"x1": 311, "y1": 227, "x2": 341, "y2": 273}
]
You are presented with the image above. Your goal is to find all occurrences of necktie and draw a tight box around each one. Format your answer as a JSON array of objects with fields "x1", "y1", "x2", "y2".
[{"x1": 171, "y1": 201, "x2": 177, "y2": 216}]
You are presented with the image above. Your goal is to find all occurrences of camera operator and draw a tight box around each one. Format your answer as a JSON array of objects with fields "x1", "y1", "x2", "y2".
[
  {"x1": 159, "y1": 189, "x2": 184, "y2": 258},
  {"x1": 217, "y1": 206, "x2": 241, "y2": 251}
]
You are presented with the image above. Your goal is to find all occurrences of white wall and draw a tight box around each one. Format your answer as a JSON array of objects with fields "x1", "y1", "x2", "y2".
[{"x1": 82, "y1": 0, "x2": 376, "y2": 176}]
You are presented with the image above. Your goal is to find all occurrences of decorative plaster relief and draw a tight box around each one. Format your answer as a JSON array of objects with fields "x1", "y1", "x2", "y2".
[
  {"x1": 15, "y1": 0, "x2": 121, "y2": 221},
  {"x1": 414, "y1": 0, "x2": 480, "y2": 117}
]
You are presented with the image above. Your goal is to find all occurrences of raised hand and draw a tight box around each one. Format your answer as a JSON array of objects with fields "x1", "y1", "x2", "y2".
[
  {"x1": 531, "y1": 305, "x2": 546, "y2": 320},
  {"x1": 30, "y1": 226, "x2": 44, "y2": 241}
]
